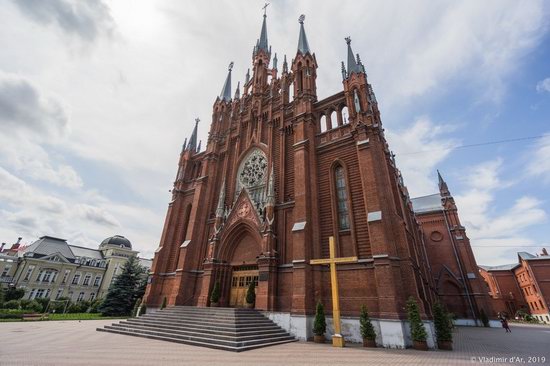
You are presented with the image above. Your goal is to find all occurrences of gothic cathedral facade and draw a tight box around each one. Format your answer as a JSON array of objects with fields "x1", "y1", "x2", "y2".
[{"x1": 144, "y1": 13, "x2": 493, "y2": 345}]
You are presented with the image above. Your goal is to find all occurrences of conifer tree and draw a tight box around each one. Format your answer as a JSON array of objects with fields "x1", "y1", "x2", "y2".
[
  {"x1": 99, "y1": 256, "x2": 146, "y2": 316},
  {"x1": 406, "y1": 296, "x2": 427, "y2": 342},
  {"x1": 360, "y1": 305, "x2": 376, "y2": 341},
  {"x1": 313, "y1": 301, "x2": 327, "y2": 336}
]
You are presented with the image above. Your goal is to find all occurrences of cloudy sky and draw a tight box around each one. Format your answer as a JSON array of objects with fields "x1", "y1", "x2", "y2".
[{"x1": 0, "y1": 0, "x2": 549, "y2": 266}]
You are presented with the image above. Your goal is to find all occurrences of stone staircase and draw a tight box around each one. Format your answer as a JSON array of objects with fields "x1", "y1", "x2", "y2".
[{"x1": 97, "y1": 306, "x2": 296, "y2": 352}]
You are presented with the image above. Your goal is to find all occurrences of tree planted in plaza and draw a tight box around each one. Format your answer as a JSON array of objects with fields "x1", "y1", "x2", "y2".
[
  {"x1": 313, "y1": 301, "x2": 327, "y2": 336},
  {"x1": 99, "y1": 256, "x2": 147, "y2": 316},
  {"x1": 360, "y1": 305, "x2": 376, "y2": 341},
  {"x1": 433, "y1": 301, "x2": 453, "y2": 345},
  {"x1": 406, "y1": 297, "x2": 427, "y2": 342}
]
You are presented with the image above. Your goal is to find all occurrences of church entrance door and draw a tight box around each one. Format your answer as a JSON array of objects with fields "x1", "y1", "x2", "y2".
[{"x1": 229, "y1": 265, "x2": 258, "y2": 307}]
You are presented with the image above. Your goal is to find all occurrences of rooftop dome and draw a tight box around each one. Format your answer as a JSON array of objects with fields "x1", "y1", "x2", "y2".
[{"x1": 101, "y1": 235, "x2": 132, "y2": 249}]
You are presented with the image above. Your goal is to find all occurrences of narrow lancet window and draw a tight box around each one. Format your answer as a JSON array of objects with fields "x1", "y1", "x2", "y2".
[{"x1": 335, "y1": 166, "x2": 350, "y2": 230}]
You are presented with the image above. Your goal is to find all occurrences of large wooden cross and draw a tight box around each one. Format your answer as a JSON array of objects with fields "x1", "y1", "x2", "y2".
[{"x1": 310, "y1": 236, "x2": 358, "y2": 347}]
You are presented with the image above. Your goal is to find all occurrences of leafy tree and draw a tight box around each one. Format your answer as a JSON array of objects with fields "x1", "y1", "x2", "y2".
[
  {"x1": 406, "y1": 297, "x2": 427, "y2": 342},
  {"x1": 0, "y1": 287, "x2": 5, "y2": 306},
  {"x1": 99, "y1": 256, "x2": 147, "y2": 316},
  {"x1": 3, "y1": 300, "x2": 20, "y2": 309},
  {"x1": 89, "y1": 299, "x2": 102, "y2": 314},
  {"x1": 35, "y1": 298, "x2": 50, "y2": 312},
  {"x1": 245, "y1": 281, "x2": 256, "y2": 305},
  {"x1": 313, "y1": 301, "x2": 327, "y2": 336},
  {"x1": 210, "y1": 282, "x2": 221, "y2": 304},
  {"x1": 23, "y1": 300, "x2": 42, "y2": 313},
  {"x1": 360, "y1": 305, "x2": 376, "y2": 341},
  {"x1": 433, "y1": 302, "x2": 452, "y2": 342},
  {"x1": 5, "y1": 287, "x2": 25, "y2": 302}
]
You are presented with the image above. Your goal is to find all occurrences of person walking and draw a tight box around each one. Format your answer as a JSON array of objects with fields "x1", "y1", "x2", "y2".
[{"x1": 501, "y1": 316, "x2": 511, "y2": 333}]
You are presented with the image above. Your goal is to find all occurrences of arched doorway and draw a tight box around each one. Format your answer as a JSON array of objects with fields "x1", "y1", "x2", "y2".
[{"x1": 221, "y1": 226, "x2": 262, "y2": 308}]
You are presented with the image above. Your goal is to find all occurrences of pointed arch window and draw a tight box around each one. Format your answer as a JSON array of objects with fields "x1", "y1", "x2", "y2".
[{"x1": 335, "y1": 166, "x2": 350, "y2": 230}]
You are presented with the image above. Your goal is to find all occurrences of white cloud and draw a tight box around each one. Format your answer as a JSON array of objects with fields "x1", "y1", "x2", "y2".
[
  {"x1": 11, "y1": 0, "x2": 114, "y2": 42},
  {"x1": 455, "y1": 159, "x2": 547, "y2": 265},
  {"x1": 388, "y1": 116, "x2": 459, "y2": 197},
  {"x1": 536, "y1": 77, "x2": 550, "y2": 93},
  {"x1": 0, "y1": 1, "x2": 548, "y2": 260},
  {"x1": 526, "y1": 134, "x2": 550, "y2": 183},
  {"x1": 0, "y1": 72, "x2": 68, "y2": 139}
]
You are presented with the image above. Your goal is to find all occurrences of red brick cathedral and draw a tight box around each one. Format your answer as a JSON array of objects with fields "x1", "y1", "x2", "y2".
[{"x1": 145, "y1": 13, "x2": 493, "y2": 346}]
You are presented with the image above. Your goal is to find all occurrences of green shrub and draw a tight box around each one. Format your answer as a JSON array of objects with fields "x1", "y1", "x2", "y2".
[
  {"x1": 0, "y1": 309, "x2": 27, "y2": 315},
  {"x1": 5, "y1": 287, "x2": 25, "y2": 301},
  {"x1": 479, "y1": 308, "x2": 489, "y2": 327},
  {"x1": 433, "y1": 302, "x2": 452, "y2": 342},
  {"x1": 245, "y1": 281, "x2": 256, "y2": 305},
  {"x1": 210, "y1": 282, "x2": 221, "y2": 304},
  {"x1": 3, "y1": 300, "x2": 20, "y2": 309},
  {"x1": 160, "y1": 296, "x2": 167, "y2": 310},
  {"x1": 360, "y1": 305, "x2": 376, "y2": 341},
  {"x1": 89, "y1": 299, "x2": 102, "y2": 314},
  {"x1": 22, "y1": 300, "x2": 42, "y2": 313},
  {"x1": 34, "y1": 298, "x2": 50, "y2": 312},
  {"x1": 313, "y1": 301, "x2": 327, "y2": 336},
  {"x1": 406, "y1": 297, "x2": 427, "y2": 342},
  {"x1": 0, "y1": 287, "x2": 5, "y2": 306}
]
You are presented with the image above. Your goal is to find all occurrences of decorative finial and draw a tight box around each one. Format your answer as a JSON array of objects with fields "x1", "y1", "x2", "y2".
[
  {"x1": 195, "y1": 117, "x2": 200, "y2": 124},
  {"x1": 345, "y1": 36, "x2": 351, "y2": 45},
  {"x1": 262, "y1": 2, "x2": 269, "y2": 16},
  {"x1": 228, "y1": 62, "x2": 234, "y2": 71},
  {"x1": 298, "y1": 14, "x2": 305, "y2": 24}
]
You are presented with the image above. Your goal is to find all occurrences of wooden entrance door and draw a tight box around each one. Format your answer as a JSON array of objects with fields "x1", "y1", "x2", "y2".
[{"x1": 229, "y1": 266, "x2": 258, "y2": 307}]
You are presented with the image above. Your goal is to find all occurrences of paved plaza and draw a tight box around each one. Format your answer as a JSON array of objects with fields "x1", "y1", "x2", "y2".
[{"x1": 1, "y1": 320, "x2": 549, "y2": 365}]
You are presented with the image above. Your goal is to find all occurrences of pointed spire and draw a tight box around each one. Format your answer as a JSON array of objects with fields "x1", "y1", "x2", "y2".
[
  {"x1": 245, "y1": 68, "x2": 250, "y2": 84},
  {"x1": 283, "y1": 55, "x2": 288, "y2": 73},
  {"x1": 219, "y1": 62, "x2": 233, "y2": 102},
  {"x1": 297, "y1": 15, "x2": 311, "y2": 55},
  {"x1": 234, "y1": 81, "x2": 240, "y2": 99},
  {"x1": 216, "y1": 180, "x2": 226, "y2": 218},
  {"x1": 344, "y1": 37, "x2": 362, "y2": 77},
  {"x1": 341, "y1": 61, "x2": 347, "y2": 80},
  {"x1": 182, "y1": 137, "x2": 188, "y2": 152},
  {"x1": 255, "y1": 3, "x2": 270, "y2": 56},
  {"x1": 197, "y1": 140, "x2": 202, "y2": 152},
  {"x1": 187, "y1": 118, "x2": 199, "y2": 151},
  {"x1": 273, "y1": 53, "x2": 278, "y2": 70},
  {"x1": 437, "y1": 170, "x2": 450, "y2": 196}
]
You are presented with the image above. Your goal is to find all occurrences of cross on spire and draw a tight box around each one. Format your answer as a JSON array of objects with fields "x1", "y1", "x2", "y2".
[{"x1": 262, "y1": 2, "x2": 269, "y2": 16}]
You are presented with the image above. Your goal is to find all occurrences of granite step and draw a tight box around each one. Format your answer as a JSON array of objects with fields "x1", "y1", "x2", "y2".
[
  {"x1": 97, "y1": 306, "x2": 296, "y2": 352},
  {"x1": 120, "y1": 319, "x2": 285, "y2": 336},
  {"x1": 97, "y1": 327, "x2": 296, "y2": 352}
]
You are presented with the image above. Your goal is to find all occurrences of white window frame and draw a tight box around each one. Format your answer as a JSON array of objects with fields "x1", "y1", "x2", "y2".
[
  {"x1": 83, "y1": 273, "x2": 92, "y2": 286},
  {"x1": 23, "y1": 265, "x2": 35, "y2": 281},
  {"x1": 72, "y1": 272, "x2": 81, "y2": 285}
]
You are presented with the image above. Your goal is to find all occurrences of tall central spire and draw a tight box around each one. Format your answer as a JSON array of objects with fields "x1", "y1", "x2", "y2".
[
  {"x1": 297, "y1": 14, "x2": 310, "y2": 54},
  {"x1": 254, "y1": 3, "x2": 270, "y2": 57}
]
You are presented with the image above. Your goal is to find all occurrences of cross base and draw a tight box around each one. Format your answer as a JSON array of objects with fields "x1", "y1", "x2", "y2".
[{"x1": 332, "y1": 334, "x2": 345, "y2": 348}]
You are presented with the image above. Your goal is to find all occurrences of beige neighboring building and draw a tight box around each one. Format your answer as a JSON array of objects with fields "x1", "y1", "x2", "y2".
[{"x1": 0, "y1": 235, "x2": 152, "y2": 303}]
